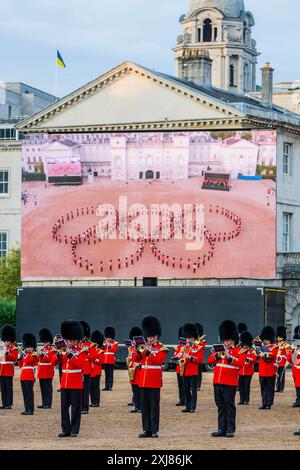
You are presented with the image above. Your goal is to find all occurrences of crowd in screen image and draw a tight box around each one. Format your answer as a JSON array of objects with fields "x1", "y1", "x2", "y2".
[{"x1": 0, "y1": 319, "x2": 300, "y2": 439}]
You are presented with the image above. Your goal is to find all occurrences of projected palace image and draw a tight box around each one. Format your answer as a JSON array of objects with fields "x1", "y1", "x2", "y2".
[{"x1": 21, "y1": 130, "x2": 277, "y2": 279}]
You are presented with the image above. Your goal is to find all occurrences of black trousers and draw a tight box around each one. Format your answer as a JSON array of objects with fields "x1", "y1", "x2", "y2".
[
  {"x1": 296, "y1": 387, "x2": 300, "y2": 406},
  {"x1": 39, "y1": 378, "x2": 53, "y2": 407},
  {"x1": 21, "y1": 380, "x2": 34, "y2": 413},
  {"x1": 276, "y1": 367, "x2": 285, "y2": 392},
  {"x1": 197, "y1": 364, "x2": 203, "y2": 390},
  {"x1": 259, "y1": 376, "x2": 276, "y2": 407},
  {"x1": 103, "y1": 364, "x2": 114, "y2": 390},
  {"x1": 183, "y1": 375, "x2": 198, "y2": 411},
  {"x1": 90, "y1": 376, "x2": 101, "y2": 406},
  {"x1": 82, "y1": 374, "x2": 91, "y2": 411},
  {"x1": 238, "y1": 375, "x2": 252, "y2": 403},
  {"x1": 0, "y1": 376, "x2": 13, "y2": 407},
  {"x1": 61, "y1": 389, "x2": 82, "y2": 435},
  {"x1": 132, "y1": 384, "x2": 141, "y2": 410},
  {"x1": 140, "y1": 387, "x2": 160, "y2": 434},
  {"x1": 58, "y1": 364, "x2": 62, "y2": 386},
  {"x1": 214, "y1": 384, "x2": 237, "y2": 434},
  {"x1": 176, "y1": 373, "x2": 185, "y2": 404}
]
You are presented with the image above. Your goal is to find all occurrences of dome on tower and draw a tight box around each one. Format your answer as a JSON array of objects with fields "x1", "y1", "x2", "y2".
[{"x1": 188, "y1": 0, "x2": 245, "y2": 18}]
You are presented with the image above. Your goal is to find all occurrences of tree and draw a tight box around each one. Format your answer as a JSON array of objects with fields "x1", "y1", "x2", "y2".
[{"x1": 0, "y1": 248, "x2": 21, "y2": 302}]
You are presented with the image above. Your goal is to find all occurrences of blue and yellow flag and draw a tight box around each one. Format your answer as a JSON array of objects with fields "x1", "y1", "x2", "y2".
[{"x1": 57, "y1": 50, "x2": 66, "y2": 68}]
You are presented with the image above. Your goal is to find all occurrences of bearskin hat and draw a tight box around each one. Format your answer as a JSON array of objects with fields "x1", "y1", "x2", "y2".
[
  {"x1": 104, "y1": 326, "x2": 115, "y2": 339},
  {"x1": 182, "y1": 323, "x2": 198, "y2": 339},
  {"x1": 129, "y1": 327, "x2": 142, "y2": 340},
  {"x1": 142, "y1": 316, "x2": 161, "y2": 338},
  {"x1": 293, "y1": 326, "x2": 300, "y2": 340},
  {"x1": 238, "y1": 323, "x2": 248, "y2": 334},
  {"x1": 22, "y1": 333, "x2": 37, "y2": 349},
  {"x1": 178, "y1": 326, "x2": 183, "y2": 339},
  {"x1": 80, "y1": 321, "x2": 90, "y2": 339},
  {"x1": 260, "y1": 326, "x2": 275, "y2": 343},
  {"x1": 240, "y1": 331, "x2": 253, "y2": 348},
  {"x1": 61, "y1": 320, "x2": 83, "y2": 341},
  {"x1": 276, "y1": 326, "x2": 287, "y2": 341},
  {"x1": 219, "y1": 320, "x2": 239, "y2": 345},
  {"x1": 39, "y1": 328, "x2": 53, "y2": 344},
  {"x1": 1, "y1": 325, "x2": 16, "y2": 342},
  {"x1": 195, "y1": 323, "x2": 203, "y2": 337},
  {"x1": 91, "y1": 330, "x2": 104, "y2": 347}
]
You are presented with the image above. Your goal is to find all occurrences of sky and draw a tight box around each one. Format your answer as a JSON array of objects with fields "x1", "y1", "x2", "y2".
[{"x1": 0, "y1": 0, "x2": 299, "y2": 97}]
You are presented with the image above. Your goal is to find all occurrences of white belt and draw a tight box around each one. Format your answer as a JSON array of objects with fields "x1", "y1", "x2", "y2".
[
  {"x1": 0, "y1": 361, "x2": 14, "y2": 365},
  {"x1": 216, "y1": 363, "x2": 239, "y2": 370},
  {"x1": 141, "y1": 365, "x2": 162, "y2": 370},
  {"x1": 104, "y1": 352, "x2": 114, "y2": 355},
  {"x1": 62, "y1": 369, "x2": 82, "y2": 373},
  {"x1": 22, "y1": 366, "x2": 35, "y2": 370},
  {"x1": 39, "y1": 363, "x2": 52, "y2": 366}
]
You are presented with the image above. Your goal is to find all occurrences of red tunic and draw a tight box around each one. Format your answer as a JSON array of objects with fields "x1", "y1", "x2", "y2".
[
  {"x1": 18, "y1": 352, "x2": 38, "y2": 381},
  {"x1": 138, "y1": 343, "x2": 169, "y2": 389},
  {"x1": 178, "y1": 344, "x2": 203, "y2": 377},
  {"x1": 238, "y1": 348, "x2": 257, "y2": 376},
  {"x1": 258, "y1": 345, "x2": 279, "y2": 377},
  {"x1": 287, "y1": 350, "x2": 300, "y2": 387},
  {"x1": 58, "y1": 346, "x2": 88, "y2": 390},
  {"x1": 91, "y1": 348, "x2": 104, "y2": 378},
  {"x1": 80, "y1": 340, "x2": 98, "y2": 375},
  {"x1": 128, "y1": 349, "x2": 142, "y2": 386},
  {"x1": 173, "y1": 344, "x2": 184, "y2": 374},
  {"x1": 102, "y1": 340, "x2": 119, "y2": 365},
  {"x1": 208, "y1": 347, "x2": 245, "y2": 386},
  {"x1": 0, "y1": 343, "x2": 18, "y2": 377},
  {"x1": 198, "y1": 339, "x2": 206, "y2": 364},
  {"x1": 274, "y1": 342, "x2": 290, "y2": 367},
  {"x1": 37, "y1": 345, "x2": 56, "y2": 379}
]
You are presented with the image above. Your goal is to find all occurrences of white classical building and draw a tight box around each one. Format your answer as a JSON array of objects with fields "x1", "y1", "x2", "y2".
[{"x1": 22, "y1": 130, "x2": 269, "y2": 181}]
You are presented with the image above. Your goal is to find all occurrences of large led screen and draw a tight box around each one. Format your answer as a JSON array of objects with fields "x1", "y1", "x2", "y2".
[{"x1": 21, "y1": 130, "x2": 277, "y2": 279}]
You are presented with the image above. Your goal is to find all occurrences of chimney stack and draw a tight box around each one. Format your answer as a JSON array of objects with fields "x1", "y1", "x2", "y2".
[{"x1": 261, "y1": 62, "x2": 274, "y2": 107}]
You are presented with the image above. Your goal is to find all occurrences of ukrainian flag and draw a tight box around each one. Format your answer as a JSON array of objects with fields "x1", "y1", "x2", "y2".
[{"x1": 57, "y1": 50, "x2": 66, "y2": 68}]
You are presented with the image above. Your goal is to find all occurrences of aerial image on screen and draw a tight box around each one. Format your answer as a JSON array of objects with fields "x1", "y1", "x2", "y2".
[{"x1": 21, "y1": 130, "x2": 277, "y2": 279}]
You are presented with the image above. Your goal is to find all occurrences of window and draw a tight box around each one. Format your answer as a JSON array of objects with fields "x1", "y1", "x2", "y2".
[
  {"x1": 283, "y1": 143, "x2": 293, "y2": 175},
  {"x1": 0, "y1": 128, "x2": 16, "y2": 140},
  {"x1": 0, "y1": 171, "x2": 9, "y2": 194},
  {"x1": 197, "y1": 28, "x2": 201, "y2": 42},
  {"x1": 214, "y1": 27, "x2": 218, "y2": 41},
  {"x1": 203, "y1": 18, "x2": 212, "y2": 42},
  {"x1": 0, "y1": 233, "x2": 7, "y2": 257},
  {"x1": 230, "y1": 65, "x2": 235, "y2": 87},
  {"x1": 283, "y1": 212, "x2": 292, "y2": 252}
]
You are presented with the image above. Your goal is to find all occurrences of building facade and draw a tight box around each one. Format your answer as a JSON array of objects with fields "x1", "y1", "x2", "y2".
[{"x1": 0, "y1": 83, "x2": 56, "y2": 255}]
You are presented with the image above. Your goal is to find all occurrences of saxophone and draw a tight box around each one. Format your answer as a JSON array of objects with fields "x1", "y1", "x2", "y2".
[
  {"x1": 128, "y1": 362, "x2": 140, "y2": 382},
  {"x1": 179, "y1": 345, "x2": 188, "y2": 377}
]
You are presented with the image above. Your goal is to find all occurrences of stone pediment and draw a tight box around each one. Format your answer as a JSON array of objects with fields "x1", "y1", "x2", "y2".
[{"x1": 18, "y1": 61, "x2": 242, "y2": 134}]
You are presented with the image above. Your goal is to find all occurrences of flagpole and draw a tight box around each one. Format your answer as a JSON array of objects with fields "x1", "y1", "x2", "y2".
[{"x1": 55, "y1": 50, "x2": 58, "y2": 101}]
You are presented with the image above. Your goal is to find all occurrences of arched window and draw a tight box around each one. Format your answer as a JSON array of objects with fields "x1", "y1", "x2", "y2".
[{"x1": 203, "y1": 19, "x2": 212, "y2": 42}]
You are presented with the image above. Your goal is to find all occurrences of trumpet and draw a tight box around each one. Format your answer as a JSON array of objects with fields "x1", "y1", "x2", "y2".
[{"x1": 137, "y1": 344, "x2": 146, "y2": 353}]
